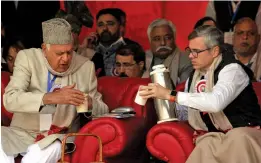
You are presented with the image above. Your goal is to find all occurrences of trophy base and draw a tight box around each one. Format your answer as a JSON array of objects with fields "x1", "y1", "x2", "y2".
[{"x1": 157, "y1": 118, "x2": 179, "y2": 124}]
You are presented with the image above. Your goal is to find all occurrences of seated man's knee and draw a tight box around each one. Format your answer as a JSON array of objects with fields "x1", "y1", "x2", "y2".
[
  {"x1": 227, "y1": 127, "x2": 261, "y2": 142},
  {"x1": 22, "y1": 141, "x2": 61, "y2": 163},
  {"x1": 47, "y1": 141, "x2": 62, "y2": 154}
]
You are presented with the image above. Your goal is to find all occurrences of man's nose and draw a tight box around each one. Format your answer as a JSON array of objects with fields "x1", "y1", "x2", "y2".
[
  {"x1": 242, "y1": 32, "x2": 249, "y2": 40},
  {"x1": 188, "y1": 52, "x2": 195, "y2": 59},
  {"x1": 119, "y1": 66, "x2": 125, "y2": 73},
  {"x1": 160, "y1": 38, "x2": 166, "y2": 46},
  {"x1": 61, "y1": 54, "x2": 70, "y2": 62},
  {"x1": 102, "y1": 24, "x2": 108, "y2": 31}
]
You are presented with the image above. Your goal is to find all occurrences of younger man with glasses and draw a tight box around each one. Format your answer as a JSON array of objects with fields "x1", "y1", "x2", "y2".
[
  {"x1": 115, "y1": 42, "x2": 146, "y2": 78},
  {"x1": 140, "y1": 25, "x2": 261, "y2": 163}
]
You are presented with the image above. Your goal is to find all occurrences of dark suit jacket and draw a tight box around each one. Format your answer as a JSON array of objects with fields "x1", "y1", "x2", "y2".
[
  {"x1": 1, "y1": 1, "x2": 60, "y2": 48},
  {"x1": 214, "y1": 1, "x2": 260, "y2": 32}
]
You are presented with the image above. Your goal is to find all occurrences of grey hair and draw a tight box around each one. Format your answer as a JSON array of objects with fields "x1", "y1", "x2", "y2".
[
  {"x1": 147, "y1": 18, "x2": 176, "y2": 42},
  {"x1": 188, "y1": 25, "x2": 224, "y2": 49},
  {"x1": 233, "y1": 17, "x2": 257, "y2": 32}
]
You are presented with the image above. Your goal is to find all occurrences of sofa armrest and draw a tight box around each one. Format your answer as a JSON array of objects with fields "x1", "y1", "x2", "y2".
[
  {"x1": 146, "y1": 121, "x2": 195, "y2": 163},
  {"x1": 72, "y1": 117, "x2": 148, "y2": 163}
]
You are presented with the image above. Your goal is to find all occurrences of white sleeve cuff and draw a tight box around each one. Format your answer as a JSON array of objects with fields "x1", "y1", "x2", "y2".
[{"x1": 176, "y1": 92, "x2": 189, "y2": 106}]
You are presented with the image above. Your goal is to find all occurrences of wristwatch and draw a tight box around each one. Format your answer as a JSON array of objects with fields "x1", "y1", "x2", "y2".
[{"x1": 170, "y1": 90, "x2": 177, "y2": 96}]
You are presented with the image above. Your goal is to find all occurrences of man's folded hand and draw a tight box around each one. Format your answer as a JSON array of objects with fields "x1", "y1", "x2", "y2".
[{"x1": 43, "y1": 83, "x2": 85, "y2": 106}]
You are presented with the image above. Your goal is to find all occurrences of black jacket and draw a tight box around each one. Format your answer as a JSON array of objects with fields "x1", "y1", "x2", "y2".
[
  {"x1": 214, "y1": 1, "x2": 260, "y2": 32},
  {"x1": 1, "y1": 1, "x2": 60, "y2": 48}
]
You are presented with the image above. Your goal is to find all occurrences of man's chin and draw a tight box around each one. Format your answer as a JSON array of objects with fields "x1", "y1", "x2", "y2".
[
  {"x1": 237, "y1": 50, "x2": 253, "y2": 57},
  {"x1": 192, "y1": 64, "x2": 200, "y2": 70},
  {"x1": 56, "y1": 67, "x2": 69, "y2": 73}
]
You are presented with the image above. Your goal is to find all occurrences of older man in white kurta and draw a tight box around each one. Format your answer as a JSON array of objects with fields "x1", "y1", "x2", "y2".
[{"x1": 1, "y1": 18, "x2": 109, "y2": 163}]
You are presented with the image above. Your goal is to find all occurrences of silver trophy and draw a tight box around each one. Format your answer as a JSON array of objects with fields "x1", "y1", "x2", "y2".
[{"x1": 150, "y1": 65, "x2": 178, "y2": 123}]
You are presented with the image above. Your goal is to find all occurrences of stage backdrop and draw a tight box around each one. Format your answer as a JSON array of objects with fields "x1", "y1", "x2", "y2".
[{"x1": 60, "y1": 1, "x2": 209, "y2": 51}]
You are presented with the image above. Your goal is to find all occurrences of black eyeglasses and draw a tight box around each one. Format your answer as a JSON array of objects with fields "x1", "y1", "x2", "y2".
[{"x1": 185, "y1": 47, "x2": 211, "y2": 58}]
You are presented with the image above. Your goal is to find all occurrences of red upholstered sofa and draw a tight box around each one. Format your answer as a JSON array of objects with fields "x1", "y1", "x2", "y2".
[
  {"x1": 72, "y1": 76, "x2": 157, "y2": 163},
  {"x1": 1, "y1": 71, "x2": 13, "y2": 126},
  {"x1": 146, "y1": 82, "x2": 261, "y2": 163},
  {"x1": 1, "y1": 73, "x2": 157, "y2": 163}
]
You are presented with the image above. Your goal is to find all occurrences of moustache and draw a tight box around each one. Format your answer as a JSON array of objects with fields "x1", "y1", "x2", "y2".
[
  {"x1": 101, "y1": 30, "x2": 111, "y2": 36},
  {"x1": 119, "y1": 73, "x2": 128, "y2": 77},
  {"x1": 240, "y1": 42, "x2": 250, "y2": 47},
  {"x1": 156, "y1": 46, "x2": 173, "y2": 52}
]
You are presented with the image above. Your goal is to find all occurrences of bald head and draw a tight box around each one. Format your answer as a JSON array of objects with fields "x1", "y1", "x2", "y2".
[{"x1": 233, "y1": 17, "x2": 260, "y2": 57}]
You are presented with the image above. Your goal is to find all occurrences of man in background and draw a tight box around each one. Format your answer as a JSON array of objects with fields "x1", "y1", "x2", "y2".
[
  {"x1": 146, "y1": 18, "x2": 193, "y2": 86},
  {"x1": 115, "y1": 42, "x2": 146, "y2": 78},
  {"x1": 79, "y1": 8, "x2": 135, "y2": 77},
  {"x1": 233, "y1": 17, "x2": 260, "y2": 71}
]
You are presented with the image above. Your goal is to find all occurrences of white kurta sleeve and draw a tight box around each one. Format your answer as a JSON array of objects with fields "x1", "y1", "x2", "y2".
[
  {"x1": 3, "y1": 50, "x2": 45, "y2": 113},
  {"x1": 177, "y1": 63, "x2": 249, "y2": 113},
  {"x1": 87, "y1": 62, "x2": 109, "y2": 116}
]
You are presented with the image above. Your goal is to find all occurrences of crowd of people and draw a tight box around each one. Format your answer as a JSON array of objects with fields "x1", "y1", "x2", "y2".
[{"x1": 1, "y1": 1, "x2": 261, "y2": 163}]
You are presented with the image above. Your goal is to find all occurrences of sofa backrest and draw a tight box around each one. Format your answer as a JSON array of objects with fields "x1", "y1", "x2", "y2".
[
  {"x1": 176, "y1": 81, "x2": 186, "y2": 92},
  {"x1": 252, "y1": 82, "x2": 261, "y2": 107},
  {"x1": 1, "y1": 71, "x2": 13, "y2": 126},
  {"x1": 97, "y1": 76, "x2": 154, "y2": 117}
]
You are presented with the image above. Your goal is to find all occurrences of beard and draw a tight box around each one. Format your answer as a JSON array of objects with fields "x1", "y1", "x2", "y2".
[
  {"x1": 99, "y1": 30, "x2": 120, "y2": 44},
  {"x1": 235, "y1": 43, "x2": 258, "y2": 57}
]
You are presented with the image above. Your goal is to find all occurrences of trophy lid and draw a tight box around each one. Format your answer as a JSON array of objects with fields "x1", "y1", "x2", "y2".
[
  {"x1": 152, "y1": 64, "x2": 165, "y2": 70},
  {"x1": 150, "y1": 64, "x2": 169, "y2": 76}
]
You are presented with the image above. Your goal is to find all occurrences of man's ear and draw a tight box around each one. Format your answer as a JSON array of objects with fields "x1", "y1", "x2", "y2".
[
  {"x1": 138, "y1": 61, "x2": 145, "y2": 71},
  {"x1": 41, "y1": 43, "x2": 47, "y2": 57},
  {"x1": 212, "y1": 46, "x2": 220, "y2": 58},
  {"x1": 42, "y1": 43, "x2": 46, "y2": 50},
  {"x1": 120, "y1": 25, "x2": 125, "y2": 36}
]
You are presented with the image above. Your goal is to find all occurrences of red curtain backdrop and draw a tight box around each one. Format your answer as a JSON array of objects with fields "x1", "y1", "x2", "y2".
[{"x1": 60, "y1": 1, "x2": 208, "y2": 51}]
